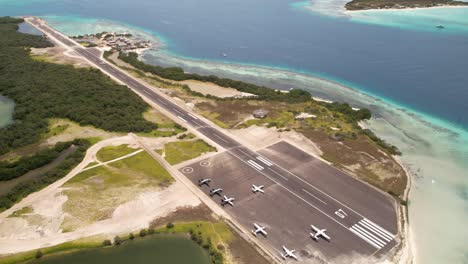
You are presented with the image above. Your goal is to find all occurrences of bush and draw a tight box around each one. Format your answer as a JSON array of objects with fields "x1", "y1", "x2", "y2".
[
  {"x1": 166, "y1": 222, "x2": 174, "y2": 229},
  {"x1": 148, "y1": 228, "x2": 155, "y2": 235},
  {"x1": 35, "y1": 250, "x2": 43, "y2": 259},
  {"x1": 102, "y1": 239, "x2": 112, "y2": 246},
  {"x1": 129, "y1": 233, "x2": 135, "y2": 240},
  {"x1": 114, "y1": 236, "x2": 122, "y2": 245},
  {"x1": 139, "y1": 228, "x2": 147, "y2": 237}
]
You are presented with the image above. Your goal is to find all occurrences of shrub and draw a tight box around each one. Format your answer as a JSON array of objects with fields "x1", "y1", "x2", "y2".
[
  {"x1": 35, "y1": 250, "x2": 43, "y2": 259},
  {"x1": 139, "y1": 228, "x2": 147, "y2": 237},
  {"x1": 166, "y1": 222, "x2": 174, "y2": 229},
  {"x1": 129, "y1": 233, "x2": 135, "y2": 240},
  {"x1": 114, "y1": 236, "x2": 122, "y2": 245},
  {"x1": 102, "y1": 239, "x2": 112, "y2": 246}
]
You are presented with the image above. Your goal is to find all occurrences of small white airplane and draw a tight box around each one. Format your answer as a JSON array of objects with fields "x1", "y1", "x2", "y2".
[
  {"x1": 221, "y1": 195, "x2": 235, "y2": 206},
  {"x1": 209, "y1": 188, "x2": 223, "y2": 196},
  {"x1": 281, "y1": 245, "x2": 298, "y2": 260},
  {"x1": 310, "y1": 225, "x2": 331, "y2": 241},
  {"x1": 252, "y1": 223, "x2": 267, "y2": 237},
  {"x1": 251, "y1": 184, "x2": 264, "y2": 193},
  {"x1": 198, "y1": 178, "x2": 211, "y2": 186}
]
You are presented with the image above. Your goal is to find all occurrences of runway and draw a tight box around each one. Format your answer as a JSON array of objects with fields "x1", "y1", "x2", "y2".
[{"x1": 26, "y1": 18, "x2": 399, "y2": 262}]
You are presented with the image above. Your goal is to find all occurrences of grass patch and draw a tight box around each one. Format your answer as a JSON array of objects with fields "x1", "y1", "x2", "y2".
[
  {"x1": 164, "y1": 140, "x2": 216, "y2": 165},
  {"x1": 84, "y1": 161, "x2": 99, "y2": 169},
  {"x1": 0, "y1": 235, "x2": 104, "y2": 264},
  {"x1": 8, "y1": 206, "x2": 33, "y2": 218},
  {"x1": 96, "y1": 145, "x2": 139, "y2": 162}
]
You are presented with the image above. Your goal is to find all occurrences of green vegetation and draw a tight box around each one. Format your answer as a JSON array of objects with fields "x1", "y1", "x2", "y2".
[
  {"x1": 0, "y1": 18, "x2": 156, "y2": 155},
  {"x1": 163, "y1": 140, "x2": 217, "y2": 165},
  {"x1": 0, "y1": 141, "x2": 75, "y2": 181},
  {"x1": 0, "y1": 139, "x2": 91, "y2": 212},
  {"x1": 0, "y1": 236, "x2": 104, "y2": 264},
  {"x1": 155, "y1": 221, "x2": 232, "y2": 264},
  {"x1": 61, "y1": 151, "x2": 173, "y2": 230},
  {"x1": 96, "y1": 145, "x2": 139, "y2": 162},
  {"x1": 345, "y1": 0, "x2": 468, "y2": 10},
  {"x1": 8, "y1": 206, "x2": 33, "y2": 217},
  {"x1": 119, "y1": 52, "x2": 312, "y2": 103}
]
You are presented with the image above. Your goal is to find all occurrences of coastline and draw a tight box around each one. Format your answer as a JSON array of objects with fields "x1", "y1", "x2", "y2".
[{"x1": 345, "y1": 4, "x2": 468, "y2": 13}]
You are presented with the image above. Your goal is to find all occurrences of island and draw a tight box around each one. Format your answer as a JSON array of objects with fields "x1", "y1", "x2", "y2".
[{"x1": 345, "y1": 0, "x2": 468, "y2": 10}]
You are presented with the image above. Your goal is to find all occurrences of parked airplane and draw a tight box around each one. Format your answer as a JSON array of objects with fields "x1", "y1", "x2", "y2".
[
  {"x1": 221, "y1": 195, "x2": 235, "y2": 206},
  {"x1": 310, "y1": 225, "x2": 331, "y2": 241},
  {"x1": 281, "y1": 246, "x2": 298, "y2": 260},
  {"x1": 252, "y1": 223, "x2": 267, "y2": 237},
  {"x1": 198, "y1": 178, "x2": 211, "y2": 186},
  {"x1": 251, "y1": 184, "x2": 264, "y2": 193},
  {"x1": 209, "y1": 188, "x2": 223, "y2": 196}
]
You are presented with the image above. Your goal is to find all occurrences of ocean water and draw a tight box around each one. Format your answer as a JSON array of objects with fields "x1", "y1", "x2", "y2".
[{"x1": 0, "y1": 1, "x2": 467, "y2": 263}]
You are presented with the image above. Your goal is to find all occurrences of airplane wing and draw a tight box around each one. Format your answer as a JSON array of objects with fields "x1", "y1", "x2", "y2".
[{"x1": 323, "y1": 233, "x2": 331, "y2": 240}]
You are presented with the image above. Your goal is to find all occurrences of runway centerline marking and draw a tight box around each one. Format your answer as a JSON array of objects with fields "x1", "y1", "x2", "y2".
[
  {"x1": 302, "y1": 189, "x2": 327, "y2": 205},
  {"x1": 266, "y1": 167, "x2": 288, "y2": 181},
  {"x1": 173, "y1": 108, "x2": 184, "y2": 115},
  {"x1": 213, "y1": 134, "x2": 229, "y2": 143},
  {"x1": 188, "y1": 113, "x2": 199, "y2": 119}
]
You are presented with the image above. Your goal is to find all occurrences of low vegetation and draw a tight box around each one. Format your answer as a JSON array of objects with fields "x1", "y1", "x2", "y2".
[
  {"x1": 96, "y1": 144, "x2": 139, "y2": 162},
  {"x1": 345, "y1": 0, "x2": 468, "y2": 10},
  {"x1": 163, "y1": 139, "x2": 217, "y2": 165},
  {"x1": 61, "y1": 151, "x2": 173, "y2": 231},
  {"x1": 0, "y1": 18, "x2": 156, "y2": 155},
  {"x1": 0, "y1": 141, "x2": 75, "y2": 181},
  {"x1": 0, "y1": 139, "x2": 91, "y2": 212}
]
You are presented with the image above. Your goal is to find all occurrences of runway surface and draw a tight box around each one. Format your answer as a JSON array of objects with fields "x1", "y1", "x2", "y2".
[{"x1": 27, "y1": 18, "x2": 399, "y2": 262}]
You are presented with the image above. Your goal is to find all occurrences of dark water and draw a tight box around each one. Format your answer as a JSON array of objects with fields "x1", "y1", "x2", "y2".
[
  {"x1": 1, "y1": 0, "x2": 468, "y2": 128},
  {"x1": 32, "y1": 235, "x2": 209, "y2": 264}
]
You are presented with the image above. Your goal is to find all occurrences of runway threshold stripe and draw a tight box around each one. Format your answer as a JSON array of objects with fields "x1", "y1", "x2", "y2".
[
  {"x1": 362, "y1": 219, "x2": 395, "y2": 239},
  {"x1": 256, "y1": 156, "x2": 273, "y2": 166},
  {"x1": 247, "y1": 160, "x2": 264, "y2": 171},
  {"x1": 352, "y1": 225, "x2": 386, "y2": 247},
  {"x1": 359, "y1": 221, "x2": 393, "y2": 241},
  {"x1": 177, "y1": 116, "x2": 187, "y2": 122},
  {"x1": 350, "y1": 227, "x2": 382, "y2": 249}
]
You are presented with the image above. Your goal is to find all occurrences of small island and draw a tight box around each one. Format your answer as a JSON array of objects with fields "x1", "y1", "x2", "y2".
[{"x1": 345, "y1": 0, "x2": 468, "y2": 10}]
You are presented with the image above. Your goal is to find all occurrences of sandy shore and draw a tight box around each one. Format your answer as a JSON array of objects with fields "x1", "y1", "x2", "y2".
[{"x1": 345, "y1": 5, "x2": 468, "y2": 14}]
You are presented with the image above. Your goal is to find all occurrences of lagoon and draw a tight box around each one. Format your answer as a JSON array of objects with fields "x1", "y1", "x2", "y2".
[{"x1": 32, "y1": 235, "x2": 210, "y2": 264}]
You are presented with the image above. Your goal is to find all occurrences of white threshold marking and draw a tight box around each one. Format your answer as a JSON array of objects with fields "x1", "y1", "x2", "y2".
[
  {"x1": 350, "y1": 227, "x2": 382, "y2": 249},
  {"x1": 267, "y1": 167, "x2": 288, "y2": 181},
  {"x1": 213, "y1": 133, "x2": 229, "y2": 143},
  {"x1": 256, "y1": 156, "x2": 273, "y2": 166},
  {"x1": 362, "y1": 219, "x2": 395, "y2": 239},
  {"x1": 359, "y1": 220, "x2": 393, "y2": 241},
  {"x1": 302, "y1": 189, "x2": 327, "y2": 205},
  {"x1": 353, "y1": 225, "x2": 385, "y2": 247},
  {"x1": 247, "y1": 160, "x2": 264, "y2": 171},
  {"x1": 177, "y1": 116, "x2": 187, "y2": 122},
  {"x1": 187, "y1": 113, "x2": 199, "y2": 119}
]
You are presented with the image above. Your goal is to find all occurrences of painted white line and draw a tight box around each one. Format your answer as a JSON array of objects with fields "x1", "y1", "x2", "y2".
[
  {"x1": 188, "y1": 113, "x2": 199, "y2": 120},
  {"x1": 247, "y1": 160, "x2": 264, "y2": 171},
  {"x1": 362, "y1": 219, "x2": 395, "y2": 239},
  {"x1": 143, "y1": 90, "x2": 151, "y2": 95},
  {"x1": 256, "y1": 156, "x2": 273, "y2": 166},
  {"x1": 267, "y1": 167, "x2": 288, "y2": 181},
  {"x1": 177, "y1": 116, "x2": 187, "y2": 122},
  {"x1": 352, "y1": 225, "x2": 386, "y2": 248},
  {"x1": 359, "y1": 221, "x2": 393, "y2": 242},
  {"x1": 238, "y1": 148, "x2": 252, "y2": 157},
  {"x1": 302, "y1": 189, "x2": 327, "y2": 205},
  {"x1": 213, "y1": 134, "x2": 229, "y2": 143},
  {"x1": 350, "y1": 227, "x2": 382, "y2": 249},
  {"x1": 173, "y1": 108, "x2": 184, "y2": 115}
]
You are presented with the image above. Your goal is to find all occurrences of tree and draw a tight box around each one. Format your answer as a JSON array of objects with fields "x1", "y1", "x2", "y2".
[
  {"x1": 114, "y1": 236, "x2": 122, "y2": 245},
  {"x1": 102, "y1": 239, "x2": 112, "y2": 246},
  {"x1": 139, "y1": 228, "x2": 147, "y2": 237},
  {"x1": 35, "y1": 249, "x2": 43, "y2": 259},
  {"x1": 166, "y1": 222, "x2": 174, "y2": 229},
  {"x1": 129, "y1": 233, "x2": 135, "y2": 240}
]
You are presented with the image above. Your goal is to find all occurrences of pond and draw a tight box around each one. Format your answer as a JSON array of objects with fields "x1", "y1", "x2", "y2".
[{"x1": 32, "y1": 235, "x2": 210, "y2": 264}]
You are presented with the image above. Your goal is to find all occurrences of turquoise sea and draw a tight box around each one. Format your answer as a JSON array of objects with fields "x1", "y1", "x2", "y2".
[{"x1": 0, "y1": 0, "x2": 467, "y2": 263}]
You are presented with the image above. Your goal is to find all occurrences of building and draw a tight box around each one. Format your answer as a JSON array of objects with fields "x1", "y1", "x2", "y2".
[{"x1": 253, "y1": 109, "x2": 268, "y2": 119}]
